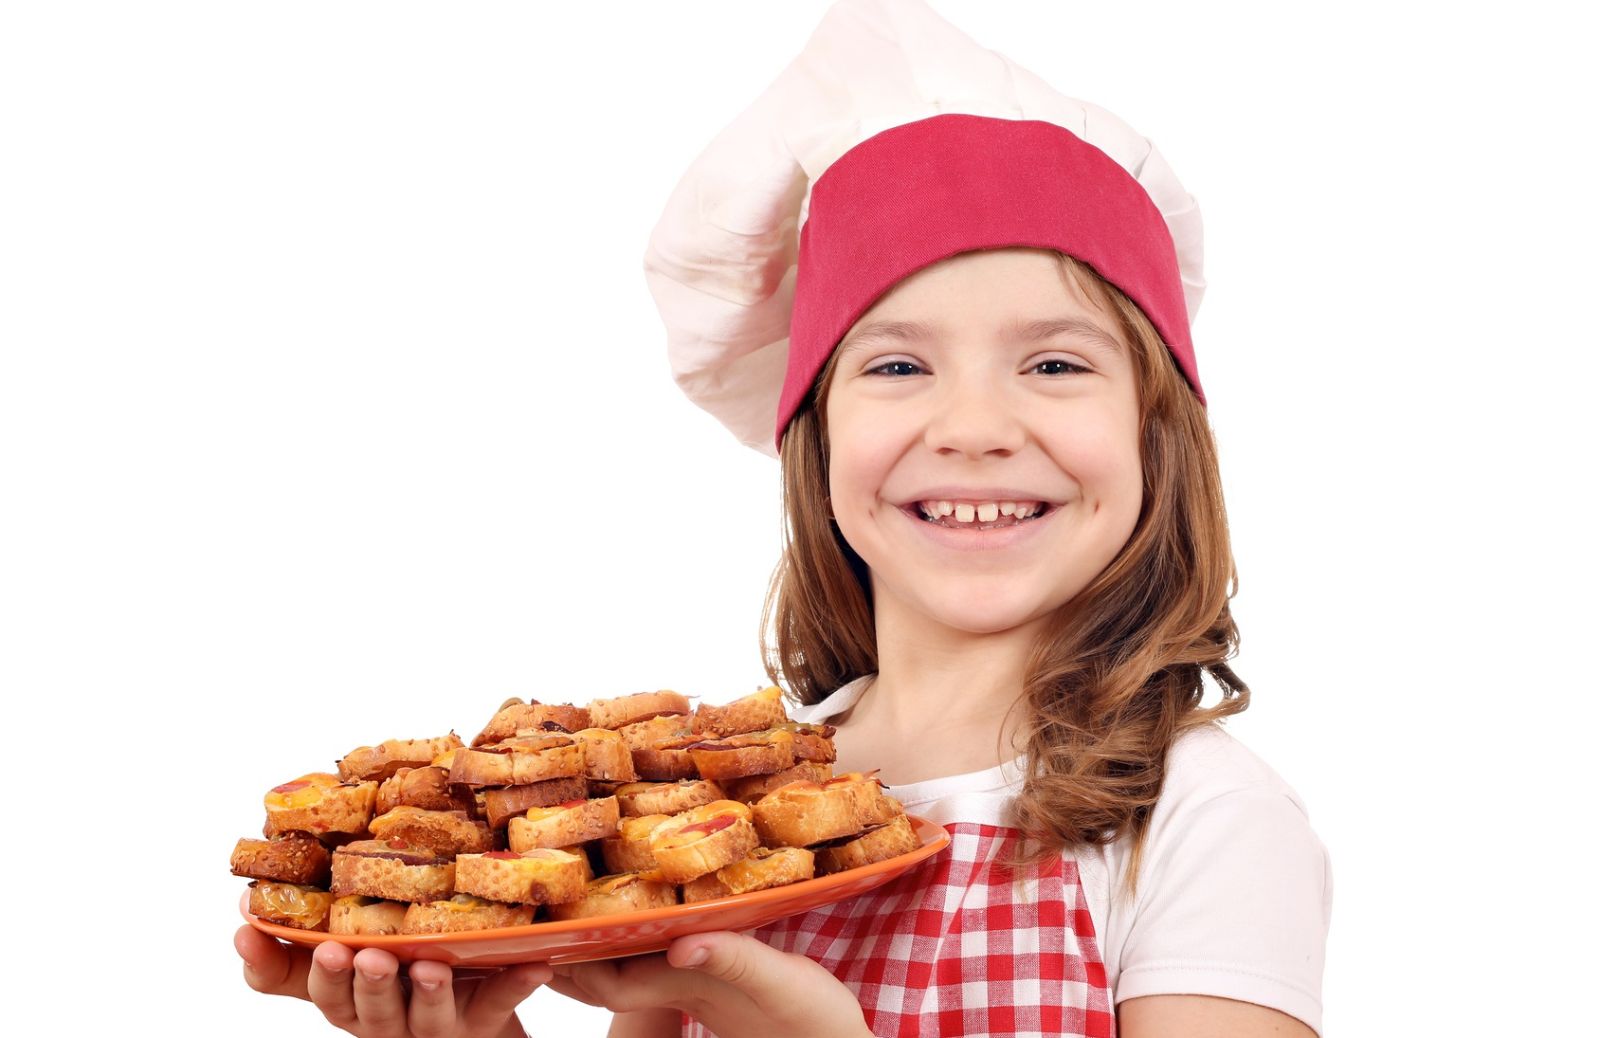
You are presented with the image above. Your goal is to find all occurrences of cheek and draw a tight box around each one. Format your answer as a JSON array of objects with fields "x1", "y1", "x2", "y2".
[
  {"x1": 826, "y1": 414, "x2": 901, "y2": 509},
  {"x1": 1054, "y1": 410, "x2": 1143, "y2": 510}
]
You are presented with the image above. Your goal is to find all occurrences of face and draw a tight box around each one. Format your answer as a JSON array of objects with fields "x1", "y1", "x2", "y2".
[{"x1": 823, "y1": 247, "x2": 1143, "y2": 639}]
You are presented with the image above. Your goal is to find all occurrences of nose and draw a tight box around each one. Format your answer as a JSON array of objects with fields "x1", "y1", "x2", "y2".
[{"x1": 923, "y1": 376, "x2": 1026, "y2": 458}]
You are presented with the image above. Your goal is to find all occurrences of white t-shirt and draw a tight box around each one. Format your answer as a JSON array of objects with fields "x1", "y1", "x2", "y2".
[{"x1": 782, "y1": 674, "x2": 1334, "y2": 1035}]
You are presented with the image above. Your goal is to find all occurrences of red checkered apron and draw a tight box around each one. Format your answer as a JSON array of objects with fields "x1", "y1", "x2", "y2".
[{"x1": 682, "y1": 821, "x2": 1115, "y2": 1038}]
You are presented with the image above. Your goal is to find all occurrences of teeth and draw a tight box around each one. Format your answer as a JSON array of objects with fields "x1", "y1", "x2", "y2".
[{"x1": 915, "y1": 500, "x2": 1045, "y2": 524}]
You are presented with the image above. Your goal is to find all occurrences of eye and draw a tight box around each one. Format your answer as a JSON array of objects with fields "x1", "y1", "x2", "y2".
[
  {"x1": 864, "y1": 360, "x2": 925, "y2": 377},
  {"x1": 1029, "y1": 358, "x2": 1090, "y2": 376}
]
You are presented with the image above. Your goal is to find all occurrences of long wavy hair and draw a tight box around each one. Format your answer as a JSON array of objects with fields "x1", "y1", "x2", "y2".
[{"x1": 760, "y1": 249, "x2": 1249, "y2": 899}]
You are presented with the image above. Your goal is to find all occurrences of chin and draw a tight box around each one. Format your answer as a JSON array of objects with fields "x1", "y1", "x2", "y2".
[{"x1": 911, "y1": 588, "x2": 1063, "y2": 638}]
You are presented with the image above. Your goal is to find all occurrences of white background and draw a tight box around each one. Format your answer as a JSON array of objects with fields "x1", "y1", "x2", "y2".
[{"x1": 3, "y1": 1, "x2": 1594, "y2": 1035}]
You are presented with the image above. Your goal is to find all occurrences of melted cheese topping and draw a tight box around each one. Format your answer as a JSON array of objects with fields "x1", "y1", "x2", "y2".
[
  {"x1": 654, "y1": 801, "x2": 750, "y2": 850},
  {"x1": 480, "y1": 848, "x2": 580, "y2": 867},
  {"x1": 256, "y1": 883, "x2": 333, "y2": 926},
  {"x1": 592, "y1": 874, "x2": 640, "y2": 896},
  {"x1": 617, "y1": 814, "x2": 671, "y2": 839},
  {"x1": 334, "y1": 895, "x2": 381, "y2": 908},
  {"x1": 439, "y1": 894, "x2": 494, "y2": 911},
  {"x1": 523, "y1": 799, "x2": 589, "y2": 821},
  {"x1": 265, "y1": 773, "x2": 339, "y2": 810}
]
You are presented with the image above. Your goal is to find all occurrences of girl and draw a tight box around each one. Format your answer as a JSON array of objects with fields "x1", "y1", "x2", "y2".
[{"x1": 233, "y1": 2, "x2": 1330, "y2": 1035}]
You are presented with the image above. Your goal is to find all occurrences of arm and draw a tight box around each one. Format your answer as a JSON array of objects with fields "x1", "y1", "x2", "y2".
[
  {"x1": 607, "y1": 1008, "x2": 682, "y2": 1038},
  {"x1": 1119, "y1": 993, "x2": 1319, "y2": 1037}
]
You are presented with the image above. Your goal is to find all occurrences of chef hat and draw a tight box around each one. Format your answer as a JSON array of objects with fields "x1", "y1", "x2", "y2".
[{"x1": 643, "y1": 0, "x2": 1205, "y2": 458}]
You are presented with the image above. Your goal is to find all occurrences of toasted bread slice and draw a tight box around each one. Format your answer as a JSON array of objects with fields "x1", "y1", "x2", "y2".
[
  {"x1": 570, "y1": 727, "x2": 639, "y2": 782},
  {"x1": 715, "y1": 846, "x2": 815, "y2": 894},
  {"x1": 691, "y1": 686, "x2": 789, "y2": 738},
  {"x1": 401, "y1": 893, "x2": 536, "y2": 934},
  {"x1": 263, "y1": 774, "x2": 378, "y2": 840},
  {"x1": 599, "y1": 813, "x2": 672, "y2": 875},
  {"x1": 454, "y1": 848, "x2": 591, "y2": 906},
  {"x1": 827, "y1": 772, "x2": 901, "y2": 826},
  {"x1": 814, "y1": 814, "x2": 920, "y2": 875},
  {"x1": 230, "y1": 834, "x2": 332, "y2": 886},
  {"x1": 723, "y1": 761, "x2": 834, "y2": 804},
  {"x1": 481, "y1": 776, "x2": 589, "y2": 829},
  {"x1": 448, "y1": 734, "x2": 584, "y2": 788},
  {"x1": 681, "y1": 871, "x2": 734, "y2": 903},
  {"x1": 630, "y1": 732, "x2": 702, "y2": 782},
  {"x1": 589, "y1": 691, "x2": 691, "y2": 730},
  {"x1": 248, "y1": 881, "x2": 334, "y2": 932},
  {"x1": 686, "y1": 728, "x2": 796, "y2": 781},
  {"x1": 330, "y1": 839, "x2": 455, "y2": 902},
  {"x1": 375, "y1": 766, "x2": 474, "y2": 815},
  {"x1": 508, "y1": 796, "x2": 620, "y2": 852},
  {"x1": 329, "y1": 895, "x2": 409, "y2": 936},
  {"x1": 546, "y1": 873, "x2": 679, "y2": 920},
  {"x1": 337, "y1": 734, "x2": 464, "y2": 783},
  {"x1": 751, "y1": 779, "x2": 862, "y2": 848},
  {"x1": 615, "y1": 713, "x2": 692, "y2": 753},
  {"x1": 367, "y1": 806, "x2": 494, "y2": 855},
  {"x1": 648, "y1": 800, "x2": 760, "y2": 884},
  {"x1": 778, "y1": 722, "x2": 838, "y2": 764},
  {"x1": 613, "y1": 779, "x2": 727, "y2": 818},
  {"x1": 473, "y1": 700, "x2": 592, "y2": 746}
]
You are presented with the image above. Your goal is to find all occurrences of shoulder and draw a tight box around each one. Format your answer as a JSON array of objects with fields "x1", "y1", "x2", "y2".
[
  {"x1": 1139, "y1": 722, "x2": 1329, "y2": 892},
  {"x1": 1103, "y1": 723, "x2": 1333, "y2": 1036},
  {"x1": 1155, "y1": 722, "x2": 1311, "y2": 819}
]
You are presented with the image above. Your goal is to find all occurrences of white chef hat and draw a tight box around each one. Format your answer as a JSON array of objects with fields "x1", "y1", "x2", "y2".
[{"x1": 643, "y1": 0, "x2": 1205, "y2": 458}]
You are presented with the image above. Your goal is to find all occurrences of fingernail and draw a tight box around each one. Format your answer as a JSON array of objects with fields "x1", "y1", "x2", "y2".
[
  {"x1": 417, "y1": 978, "x2": 441, "y2": 992},
  {"x1": 360, "y1": 970, "x2": 385, "y2": 983},
  {"x1": 682, "y1": 947, "x2": 709, "y2": 968}
]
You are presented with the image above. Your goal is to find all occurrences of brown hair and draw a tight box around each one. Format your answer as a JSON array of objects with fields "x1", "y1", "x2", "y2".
[{"x1": 760, "y1": 249, "x2": 1249, "y2": 900}]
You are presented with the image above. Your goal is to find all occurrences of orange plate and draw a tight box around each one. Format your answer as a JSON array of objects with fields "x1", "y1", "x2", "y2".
[{"x1": 242, "y1": 815, "x2": 950, "y2": 966}]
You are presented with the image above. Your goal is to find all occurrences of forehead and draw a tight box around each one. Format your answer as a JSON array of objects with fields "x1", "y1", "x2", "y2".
[{"x1": 836, "y1": 250, "x2": 1126, "y2": 362}]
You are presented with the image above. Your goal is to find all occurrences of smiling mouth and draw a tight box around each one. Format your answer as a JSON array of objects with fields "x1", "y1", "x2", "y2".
[{"x1": 905, "y1": 500, "x2": 1055, "y2": 531}]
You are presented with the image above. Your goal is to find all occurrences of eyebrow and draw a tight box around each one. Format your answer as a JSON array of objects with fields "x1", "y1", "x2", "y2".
[
  {"x1": 1010, "y1": 317, "x2": 1126, "y2": 357},
  {"x1": 837, "y1": 318, "x2": 939, "y2": 352},
  {"x1": 837, "y1": 316, "x2": 1124, "y2": 357}
]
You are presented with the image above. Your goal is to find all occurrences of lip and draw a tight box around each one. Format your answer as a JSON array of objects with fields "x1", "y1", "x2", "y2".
[
  {"x1": 896, "y1": 489, "x2": 1068, "y2": 508},
  {"x1": 895, "y1": 488, "x2": 1062, "y2": 507},
  {"x1": 894, "y1": 501, "x2": 1060, "y2": 553}
]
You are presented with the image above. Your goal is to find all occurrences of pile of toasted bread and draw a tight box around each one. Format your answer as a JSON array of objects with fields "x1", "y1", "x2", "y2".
[{"x1": 231, "y1": 686, "x2": 919, "y2": 935}]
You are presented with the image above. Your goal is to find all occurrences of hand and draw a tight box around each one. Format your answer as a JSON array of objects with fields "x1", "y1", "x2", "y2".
[
  {"x1": 547, "y1": 931, "x2": 871, "y2": 1038},
  {"x1": 234, "y1": 924, "x2": 552, "y2": 1038}
]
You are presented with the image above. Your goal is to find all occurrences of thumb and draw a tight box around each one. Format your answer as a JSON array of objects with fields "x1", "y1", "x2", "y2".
[{"x1": 667, "y1": 931, "x2": 781, "y2": 991}]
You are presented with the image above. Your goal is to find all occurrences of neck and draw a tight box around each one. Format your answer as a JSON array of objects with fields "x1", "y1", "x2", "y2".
[{"x1": 850, "y1": 595, "x2": 1043, "y2": 766}]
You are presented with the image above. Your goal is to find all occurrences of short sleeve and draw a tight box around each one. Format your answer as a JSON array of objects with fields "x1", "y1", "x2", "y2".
[{"x1": 1114, "y1": 785, "x2": 1332, "y2": 1035}]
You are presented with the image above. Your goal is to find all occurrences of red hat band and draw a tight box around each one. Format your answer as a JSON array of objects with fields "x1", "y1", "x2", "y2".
[{"x1": 777, "y1": 113, "x2": 1203, "y2": 452}]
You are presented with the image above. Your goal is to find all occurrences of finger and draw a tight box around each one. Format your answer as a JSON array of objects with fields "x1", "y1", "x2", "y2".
[
  {"x1": 406, "y1": 959, "x2": 460, "y2": 1038},
  {"x1": 542, "y1": 973, "x2": 608, "y2": 1009},
  {"x1": 461, "y1": 962, "x2": 553, "y2": 1032},
  {"x1": 667, "y1": 932, "x2": 786, "y2": 998},
  {"x1": 350, "y1": 947, "x2": 408, "y2": 1038},
  {"x1": 557, "y1": 954, "x2": 695, "y2": 1015},
  {"x1": 235, "y1": 925, "x2": 314, "y2": 1000},
  {"x1": 305, "y1": 941, "x2": 360, "y2": 1030}
]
